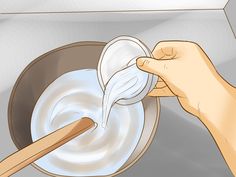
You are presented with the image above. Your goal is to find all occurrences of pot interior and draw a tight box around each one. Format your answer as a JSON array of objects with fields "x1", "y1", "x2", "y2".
[{"x1": 8, "y1": 41, "x2": 160, "y2": 176}]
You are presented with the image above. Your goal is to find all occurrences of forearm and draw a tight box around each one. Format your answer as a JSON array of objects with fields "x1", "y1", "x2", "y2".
[{"x1": 198, "y1": 77, "x2": 236, "y2": 176}]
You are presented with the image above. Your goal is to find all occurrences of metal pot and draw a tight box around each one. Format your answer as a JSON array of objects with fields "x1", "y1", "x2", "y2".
[{"x1": 8, "y1": 41, "x2": 160, "y2": 177}]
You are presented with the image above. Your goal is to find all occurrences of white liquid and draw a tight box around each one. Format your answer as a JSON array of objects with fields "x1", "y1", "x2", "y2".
[
  {"x1": 102, "y1": 64, "x2": 149, "y2": 127},
  {"x1": 31, "y1": 69, "x2": 144, "y2": 176}
]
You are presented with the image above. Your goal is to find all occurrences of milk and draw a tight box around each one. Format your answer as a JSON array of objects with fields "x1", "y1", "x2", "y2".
[
  {"x1": 31, "y1": 69, "x2": 144, "y2": 176},
  {"x1": 102, "y1": 63, "x2": 149, "y2": 127}
]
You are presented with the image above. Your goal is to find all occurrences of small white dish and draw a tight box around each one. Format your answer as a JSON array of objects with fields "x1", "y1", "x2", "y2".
[{"x1": 97, "y1": 36, "x2": 158, "y2": 105}]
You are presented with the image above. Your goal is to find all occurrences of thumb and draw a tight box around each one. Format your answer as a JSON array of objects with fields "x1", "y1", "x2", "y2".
[{"x1": 136, "y1": 57, "x2": 169, "y2": 77}]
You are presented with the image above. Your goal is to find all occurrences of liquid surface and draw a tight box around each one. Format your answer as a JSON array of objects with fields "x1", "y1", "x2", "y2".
[
  {"x1": 102, "y1": 64, "x2": 149, "y2": 127},
  {"x1": 31, "y1": 69, "x2": 144, "y2": 176}
]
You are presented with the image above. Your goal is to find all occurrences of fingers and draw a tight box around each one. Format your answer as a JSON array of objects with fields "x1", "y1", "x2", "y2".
[
  {"x1": 152, "y1": 40, "x2": 201, "y2": 60},
  {"x1": 136, "y1": 41, "x2": 180, "y2": 76},
  {"x1": 136, "y1": 57, "x2": 170, "y2": 77},
  {"x1": 148, "y1": 87, "x2": 175, "y2": 97},
  {"x1": 148, "y1": 78, "x2": 175, "y2": 97},
  {"x1": 153, "y1": 46, "x2": 177, "y2": 60},
  {"x1": 155, "y1": 78, "x2": 166, "y2": 88},
  {"x1": 137, "y1": 41, "x2": 184, "y2": 97},
  {"x1": 136, "y1": 58, "x2": 175, "y2": 96},
  {"x1": 153, "y1": 41, "x2": 179, "y2": 59}
]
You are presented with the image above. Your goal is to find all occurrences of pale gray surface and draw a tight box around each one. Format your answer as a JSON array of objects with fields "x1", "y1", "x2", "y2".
[
  {"x1": 0, "y1": 0, "x2": 228, "y2": 13},
  {"x1": 225, "y1": 0, "x2": 236, "y2": 38},
  {"x1": 0, "y1": 10, "x2": 235, "y2": 177}
]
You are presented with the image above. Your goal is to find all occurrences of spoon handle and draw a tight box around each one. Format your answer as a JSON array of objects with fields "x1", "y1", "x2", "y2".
[{"x1": 0, "y1": 117, "x2": 94, "y2": 177}]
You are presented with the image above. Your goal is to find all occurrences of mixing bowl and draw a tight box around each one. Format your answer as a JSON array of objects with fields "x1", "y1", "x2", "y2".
[{"x1": 8, "y1": 41, "x2": 160, "y2": 177}]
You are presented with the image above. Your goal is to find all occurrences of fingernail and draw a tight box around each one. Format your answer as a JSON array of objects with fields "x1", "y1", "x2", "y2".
[{"x1": 136, "y1": 58, "x2": 146, "y2": 67}]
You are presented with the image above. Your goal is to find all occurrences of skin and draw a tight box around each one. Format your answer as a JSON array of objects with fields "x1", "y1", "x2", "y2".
[{"x1": 136, "y1": 41, "x2": 236, "y2": 176}]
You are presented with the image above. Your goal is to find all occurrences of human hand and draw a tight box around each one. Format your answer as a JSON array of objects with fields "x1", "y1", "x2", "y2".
[
  {"x1": 136, "y1": 41, "x2": 228, "y2": 117},
  {"x1": 136, "y1": 41, "x2": 236, "y2": 175}
]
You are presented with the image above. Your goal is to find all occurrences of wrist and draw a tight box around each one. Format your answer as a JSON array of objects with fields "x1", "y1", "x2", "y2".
[
  {"x1": 197, "y1": 76, "x2": 236, "y2": 175},
  {"x1": 198, "y1": 75, "x2": 236, "y2": 145}
]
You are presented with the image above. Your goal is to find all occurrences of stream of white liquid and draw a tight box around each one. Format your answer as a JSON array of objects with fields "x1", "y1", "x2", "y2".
[{"x1": 102, "y1": 64, "x2": 149, "y2": 128}]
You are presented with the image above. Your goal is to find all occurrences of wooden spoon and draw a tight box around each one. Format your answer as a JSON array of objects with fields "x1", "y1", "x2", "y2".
[{"x1": 0, "y1": 117, "x2": 95, "y2": 177}]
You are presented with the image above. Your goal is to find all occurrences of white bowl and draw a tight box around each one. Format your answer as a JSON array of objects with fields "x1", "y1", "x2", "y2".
[{"x1": 97, "y1": 36, "x2": 158, "y2": 105}]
